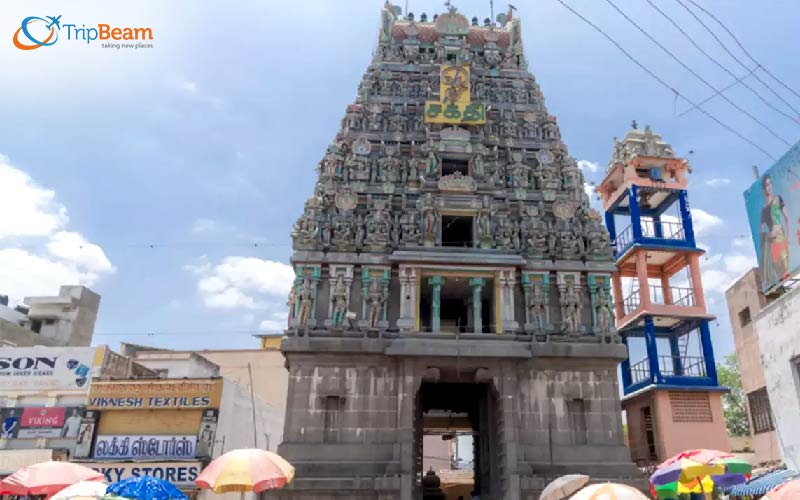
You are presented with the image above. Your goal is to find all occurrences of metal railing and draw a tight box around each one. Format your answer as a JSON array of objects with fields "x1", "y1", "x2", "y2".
[
  {"x1": 622, "y1": 285, "x2": 696, "y2": 313},
  {"x1": 630, "y1": 359, "x2": 650, "y2": 385},
  {"x1": 641, "y1": 219, "x2": 686, "y2": 240},
  {"x1": 615, "y1": 220, "x2": 686, "y2": 253},
  {"x1": 629, "y1": 356, "x2": 707, "y2": 386}
]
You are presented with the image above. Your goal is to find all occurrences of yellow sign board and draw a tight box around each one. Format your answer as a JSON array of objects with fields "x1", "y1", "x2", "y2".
[
  {"x1": 424, "y1": 64, "x2": 485, "y2": 125},
  {"x1": 88, "y1": 379, "x2": 222, "y2": 410}
]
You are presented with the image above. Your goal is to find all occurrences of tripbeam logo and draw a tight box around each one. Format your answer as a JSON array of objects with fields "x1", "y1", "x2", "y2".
[
  {"x1": 13, "y1": 15, "x2": 154, "y2": 50},
  {"x1": 13, "y1": 15, "x2": 61, "y2": 50}
]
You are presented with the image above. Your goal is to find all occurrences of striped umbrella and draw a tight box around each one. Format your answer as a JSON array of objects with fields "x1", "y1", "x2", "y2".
[
  {"x1": 195, "y1": 448, "x2": 295, "y2": 494},
  {"x1": 569, "y1": 483, "x2": 649, "y2": 499}
]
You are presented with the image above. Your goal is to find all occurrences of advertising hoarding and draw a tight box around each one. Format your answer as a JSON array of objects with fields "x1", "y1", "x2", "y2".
[
  {"x1": 0, "y1": 347, "x2": 100, "y2": 391},
  {"x1": 0, "y1": 407, "x2": 85, "y2": 439},
  {"x1": 87, "y1": 379, "x2": 222, "y2": 410},
  {"x1": 744, "y1": 140, "x2": 800, "y2": 292}
]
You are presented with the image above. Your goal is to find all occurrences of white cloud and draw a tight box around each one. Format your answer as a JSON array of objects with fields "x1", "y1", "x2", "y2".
[
  {"x1": 191, "y1": 218, "x2": 221, "y2": 234},
  {"x1": 689, "y1": 208, "x2": 723, "y2": 235},
  {"x1": 704, "y1": 178, "x2": 731, "y2": 187},
  {"x1": 0, "y1": 157, "x2": 67, "y2": 238},
  {"x1": 0, "y1": 156, "x2": 114, "y2": 305},
  {"x1": 259, "y1": 311, "x2": 289, "y2": 333},
  {"x1": 186, "y1": 257, "x2": 294, "y2": 328},
  {"x1": 178, "y1": 79, "x2": 198, "y2": 94},
  {"x1": 577, "y1": 160, "x2": 600, "y2": 173}
]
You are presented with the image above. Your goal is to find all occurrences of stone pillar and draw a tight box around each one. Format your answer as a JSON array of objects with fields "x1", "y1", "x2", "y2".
[
  {"x1": 470, "y1": 278, "x2": 485, "y2": 334},
  {"x1": 428, "y1": 276, "x2": 444, "y2": 333},
  {"x1": 398, "y1": 266, "x2": 418, "y2": 332},
  {"x1": 497, "y1": 269, "x2": 518, "y2": 333}
]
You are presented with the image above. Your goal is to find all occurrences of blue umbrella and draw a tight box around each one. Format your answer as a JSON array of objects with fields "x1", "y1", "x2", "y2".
[{"x1": 106, "y1": 476, "x2": 187, "y2": 500}]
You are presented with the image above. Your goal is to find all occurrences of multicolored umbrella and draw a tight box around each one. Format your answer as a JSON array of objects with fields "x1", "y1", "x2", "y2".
[
  {"x1": 0, "y1": 461, "x2": 104, "y2": 496},
  {"x1": 569, "y1": 482, "x2": 649, "y2": 499},
  {"x1": 195, "y1": 448, "x2": 295, "y2": 493},
  {"x1": 650, "y1": 449, "x2": 752, "y2": 499},
  {"x1": 764, "y1": 478, "x2": 800, "y2": 500},
  {"x1": 50, "y1": 480, "x2": 108, "y2": 500},
  {"x1": 540, "y1": 474, "x2": 590, "y2": 500},
  {"x1": 106, "y1": 476, "x2": 186, "y2": 500}
]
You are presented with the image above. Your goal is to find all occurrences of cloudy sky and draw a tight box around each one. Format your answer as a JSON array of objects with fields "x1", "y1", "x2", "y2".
[{"x1": 0, "y1": 1, "x2": 798, "y2": 356}]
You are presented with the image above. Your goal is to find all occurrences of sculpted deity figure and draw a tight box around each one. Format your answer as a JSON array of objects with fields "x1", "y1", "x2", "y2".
[
  {"x1": 366, "y1": 279, "x2": 386, "y2": 329},
  {"x1": 331, "y1": 276, "x2": 349, "y2": 326},
  {"x1": 473, "y1": 153, "x2": 485, "y2": 178},
  {"x1": 426, "y1": 151, "x2": 439, "y2": 176},
  {"x1": 420, "y1": 194, "x2": 439, "y2": 244},
  {"x1": 526, "y1": 220, "x2": 549, "y2": 256},
  {"x1": 477, "y1": 197, "x2": 493, "y2": 243},
  {"x1": 296, "y1": 277, "x2": 314, "y2": 328},
  {"x1": 560, "y1": 282, "x2": 581, "y2": 334},
  {"x1": 527, "y1": 282, "x2": 547, "y2": 330},
  {"x1": 596, "y1": 286, "x2": 613, "y2": 341},
  {"x1": 509, "y1": 152, "x2": 528, "y2": 188}
]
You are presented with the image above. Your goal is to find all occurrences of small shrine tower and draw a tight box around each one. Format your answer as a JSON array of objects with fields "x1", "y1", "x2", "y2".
[{"x1": 598, "y1": 123, "x2": 729, "y2": 464}]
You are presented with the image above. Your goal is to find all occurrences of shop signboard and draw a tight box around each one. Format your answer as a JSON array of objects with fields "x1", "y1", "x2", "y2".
[
  {"x1": 80, "y1": 461, "x2": 203, "y2": 487},
  {"x1": 87, "y1": 379, "x2": 222, "y2": 410},
  {"x1": 0, "y1": 407, "x2": 85, "y2": 439},
  {"x1": 744, "y1": 139, "x2": 800, "y2": 292},
  {"x1": 93, "y1": 434, "x2": 197, "y2": 460},
  {"x1": 0, "y1": 347, "x2": 99, "y2": 391}
]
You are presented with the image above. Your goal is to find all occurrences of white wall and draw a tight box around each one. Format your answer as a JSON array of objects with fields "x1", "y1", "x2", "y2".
[
  {"x1": 200, "y1": 379, "x2": 282, "y2": 500},
  {"x1": 755, "y1": 286, "x2": 800, "y2": 470}
]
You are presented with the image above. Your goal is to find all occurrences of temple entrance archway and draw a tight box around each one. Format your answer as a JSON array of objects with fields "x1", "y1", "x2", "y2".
[{"x1": 415, "y1": 381, "x2": 502, "y2": 500}]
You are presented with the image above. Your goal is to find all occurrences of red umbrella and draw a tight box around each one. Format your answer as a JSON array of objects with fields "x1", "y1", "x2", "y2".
[
  {"x1": 658, "y1": 449, "x2": 733, "y2": 468},
  {"x1": 0, "y1": 461, "x2": 104, "y2": 496}
]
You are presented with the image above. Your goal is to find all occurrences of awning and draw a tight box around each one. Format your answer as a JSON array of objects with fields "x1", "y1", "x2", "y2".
[
  {"x1": 0, "y1": 449, "x2": 53, "y2": 475},
  {"x1": 727, "y1": 468, "x2": 798, "y2": 497}
]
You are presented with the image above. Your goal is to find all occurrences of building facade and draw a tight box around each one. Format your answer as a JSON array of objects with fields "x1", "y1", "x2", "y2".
[
  {"x1": 598, "y1": 125, "x2": 729, "y2": 464},
  {"x1": 0, "y1": 286, "x2": 100, "y2": 348},
  {"x1": 724, "y1": 268, "x2": 781, "y2": 465},
  {"x1": 754, "y1": 285, "x2": 800, "y2": 471},
  {"x1": 75, "y1": 355, "x2": 282, "y2": 499},
  {"x1": 0, "y1": 345, "x2": 154, "y2": 476},
  {"x1": 273, "y1": 4, "x2": 643, "y2": 499}
]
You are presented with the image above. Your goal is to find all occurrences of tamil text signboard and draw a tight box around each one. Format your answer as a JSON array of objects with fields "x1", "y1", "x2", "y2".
[
  {"x1": 0, "y1": 347, "x2": 99, "y2": 391},
  {"x1": 87, "y1": 379, "x2": 222, "y2": 410},
  {"x1": 93, "y1": 434, "x2": 197, "y2": 460},
  {"x1": 744, "y1": 140, "x2": 800, "y2": 292}
]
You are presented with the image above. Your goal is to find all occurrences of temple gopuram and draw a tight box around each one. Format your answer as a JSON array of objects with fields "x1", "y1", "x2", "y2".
[{"x1": 272, "y1": 4, "x2": 645, "y2": 499}]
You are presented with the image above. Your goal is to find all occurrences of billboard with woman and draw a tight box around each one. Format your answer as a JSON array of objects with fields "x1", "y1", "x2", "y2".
[{"x1": 745, "y1": 141, "x2": 800, "y2": 292}]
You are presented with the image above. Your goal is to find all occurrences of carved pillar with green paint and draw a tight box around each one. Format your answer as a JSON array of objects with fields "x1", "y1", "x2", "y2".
[
  {"x1": 428, "y1": 276, "x2": 444, "y2": 333},
  {"x1": 470, "y1": 278, "x2": 485, "y2": 334}
]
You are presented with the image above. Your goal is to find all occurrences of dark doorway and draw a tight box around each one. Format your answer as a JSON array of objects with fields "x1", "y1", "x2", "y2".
[
  {"x1": 643, "y1": 406, "x2": 657, "y2": 461},
  {"x1": 441, "y1": 158, "x2": 469, "y2": 176},
  {"x1": 416, "y1": 382, "x2": 501, "y2": 499},
  {"x1": 419, "y1": 277, "x2": 494, "y2": 333},
  {"x1": 442, "y1": 215, "x2": 473, "y2": 248}
]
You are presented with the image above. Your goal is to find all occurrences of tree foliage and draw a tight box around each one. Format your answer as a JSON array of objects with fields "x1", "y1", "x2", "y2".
[{"x1": 717, "y1": 354, "x2": 749, "y2": 437}]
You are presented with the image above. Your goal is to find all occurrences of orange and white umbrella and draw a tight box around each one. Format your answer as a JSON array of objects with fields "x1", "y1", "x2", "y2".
[
  {"x1": 764, "y1": 479, "x2": 800, "y2": 500},
  {"x1": 195, "y1": 449, "x2": 294, "y2": 493},
  {"x1": 0, "y1": 461, "x2": 104, "y2": 496},
  {"x1": 570, "y1": 482, "x2": 649, "y2": 500}
]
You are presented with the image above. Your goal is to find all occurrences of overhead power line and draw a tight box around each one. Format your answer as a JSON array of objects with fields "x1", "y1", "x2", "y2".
[
  {"x1": 684, "y1": 0, "x2": 800, "y2": 103},
  {"x1": 675, "y1": 0, "x2": 800, "y2": 119},
  {"x1": 644, "y1": 0, "x2": 800, "y2": 126},
  {"x1": 551, "y1": 0, "x2": 777, "y2": 160},
  {"x1": 603, "y1": 0, "x2": 791, "y2": 147}
]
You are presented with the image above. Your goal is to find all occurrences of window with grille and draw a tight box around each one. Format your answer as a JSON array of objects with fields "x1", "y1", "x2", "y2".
[
  {"x1": 738, "y1": 307, "x2": 752, "y2": 327},
  {"x1": 669, "y1": 392, "x2": 713, "y2": 423},
  {"x1": 567, "y1": 399, "x2": 587, "y2": 445},
  {"x1": 747, "y1": 387, "x2": 774, "y2": 434}
]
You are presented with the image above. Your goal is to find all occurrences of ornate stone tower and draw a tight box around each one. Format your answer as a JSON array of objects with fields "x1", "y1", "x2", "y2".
[
  {"x1": 275, "y1": 4, "x2": 644, "y2": 499},
  {"x1": 598, "y1": 124, "x2": 729, "y2": 465}
]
